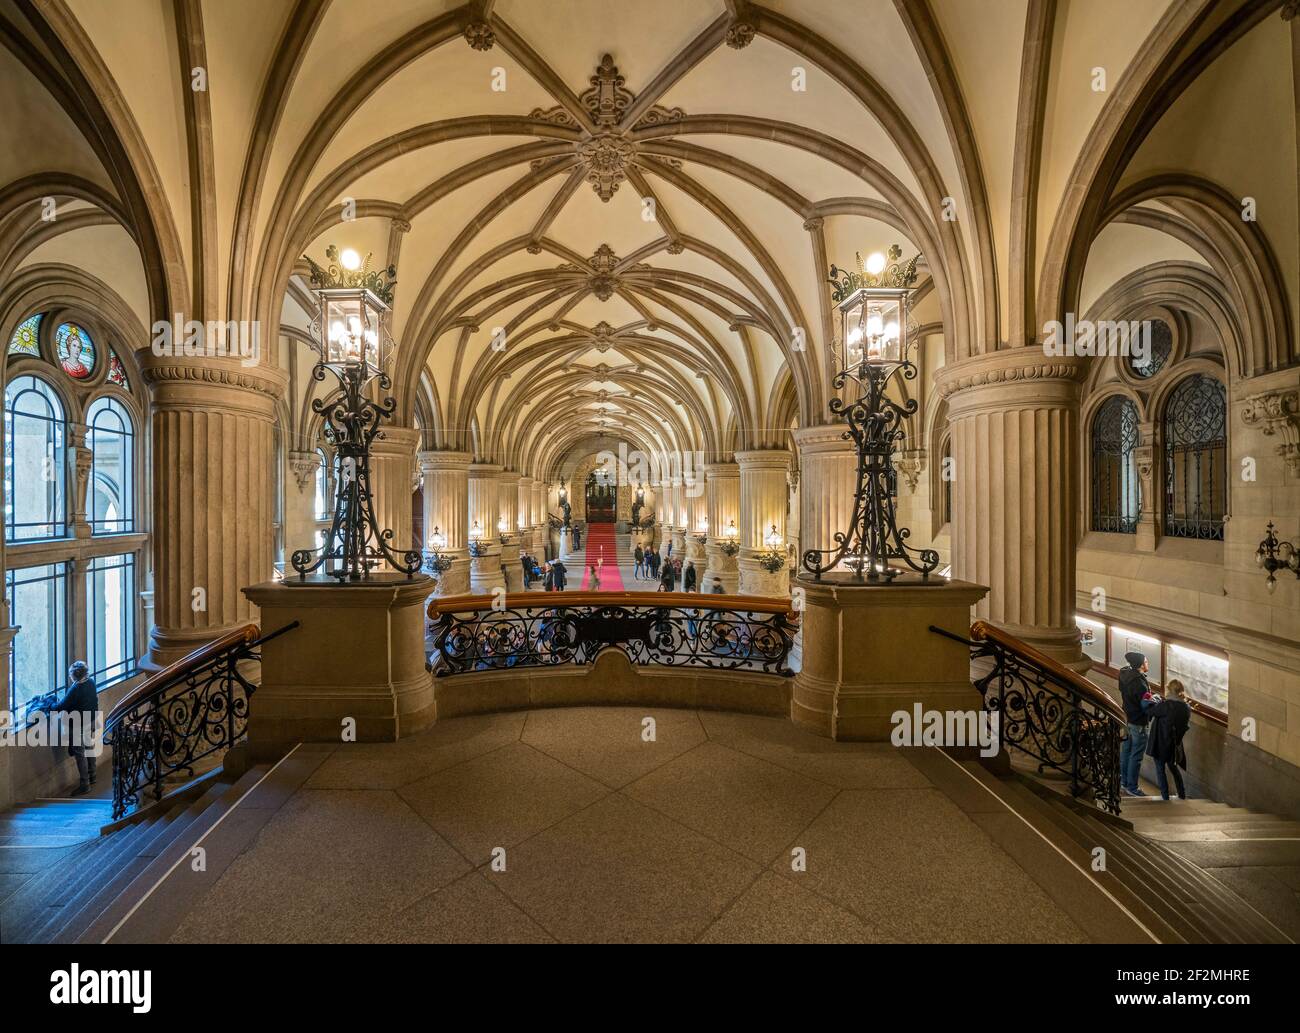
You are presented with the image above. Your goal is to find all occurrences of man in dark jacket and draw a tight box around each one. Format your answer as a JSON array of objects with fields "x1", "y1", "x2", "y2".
[
  {"x1": 683, "y1": 561, "x2": 697, "y2": 592},
  {"x1": 1146, "y1": 680, "x2": 1191, "y2": 801},
  {"x1": 1118, "y1": 651, "x2": 1151, "y2": 796},
  {"x1": 634, "y1": 544, "x2": 645, "y2": 580},
  {"x1": 552, "y1": 559, "x2": 567, "y2": 591},
  {"x1": 51, "y1": 661, "x2": 98, "y2": 796}
]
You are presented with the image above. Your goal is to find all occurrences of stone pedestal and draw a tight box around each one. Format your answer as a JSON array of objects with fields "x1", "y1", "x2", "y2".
[
  {"x1": 703, "y1": 543, "x2": 739, "y2": 593},
  {"x1": 242, "y1": 576, "x2": 437, "y2": 753},
  {"x1": 792, "y1": 576, "x2": 989, "y2": 740},
  {"x1": 469, "y1": 550, "x2": 505, "y2": 592},
  {"x1": 738, "y1": 558, "x2": 788, "y2": 597}
]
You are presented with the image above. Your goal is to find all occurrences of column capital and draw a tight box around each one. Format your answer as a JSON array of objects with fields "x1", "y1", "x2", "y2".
[
  {"x1": 140, "y1": 357, "x2": 288, "y2": 418},
  {"x1": 704, "y1": 461, "x2": 739, "y2": 478},
  {"x1": 735, "y1": 448, "x2": 792, "y2": 470},
  {"x1": 935, "y1": 348, "x2": 1087, "y2": 412},
  {"x1": 468, "y1": 462, "x2": 503, "y2": 477},
  {"x1": 370, "y1": 426, "x2": 420, "y2": 457},
  {"x1": 791, "y1": 423, "x2": 853, "y2": 455}
]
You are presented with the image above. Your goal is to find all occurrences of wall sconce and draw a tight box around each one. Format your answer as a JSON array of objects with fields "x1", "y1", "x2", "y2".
[
  {"x1": 426, "y1": 526, "x2": 452, "y2": 575},
  {"x1": 468, "y1": 520, "x2": 488, "y2": 557},
  {"x1": 1257, "y1": 522, "x2": 1299, "y2": 593},
  {"x1": 720, "y1": 518, "x2": 740, "y2": 557},
  {"x1": 760, "y1": 524, "x2": 786, "y2": 572}
]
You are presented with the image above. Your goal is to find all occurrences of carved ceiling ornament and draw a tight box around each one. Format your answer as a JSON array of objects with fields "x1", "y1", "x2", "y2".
[
  {"x1": 464, "y1": 21, "x2": 495, "y2": 51},
  {"x1": 725, "y1": 22, "x2": 756, "y2": 49},
  {"x1": 529, "y1": 55, "x2": 686, "y2": 201}
]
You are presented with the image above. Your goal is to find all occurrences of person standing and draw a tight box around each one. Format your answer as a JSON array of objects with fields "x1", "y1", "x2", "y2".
[
  {"x1": 634, "y1": 543, "x2": 645, "y2": 580},
  {"x1": 48, "y1": 662, "x2": 99, "y2": 796},
  {"x1": 683, "y1": 560, "x2": 697, "y2": 592},
  {"x1": 1119, "y1": 651, "x2": 1152, "y2": 797},
  {"x1": 552, "y1": 558, "x2": 568, "y2": 591},
  {"x1": 589, "y1": 563, "x2": 601, "y2": 591},
  {"x1": 659, "y1": 562, "x2": 676, "y2": 592},
  {"x1": 709, "y1": 576, "x2": 725, "y2": 594},
  {"x1": 1146, "y1": 680, "x2": 1192, "y2": 801},
  {"x1": 542, "y1": 562, "x2": 555, "y2": 592},
  {"x1": 520, "y1": 551, "x2": 533, "y2": 589}
]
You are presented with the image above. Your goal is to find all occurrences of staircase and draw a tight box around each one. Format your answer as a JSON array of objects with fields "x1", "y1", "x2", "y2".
[{"x1": 0, "y1": 765, "x2": 271, "y2": 944}]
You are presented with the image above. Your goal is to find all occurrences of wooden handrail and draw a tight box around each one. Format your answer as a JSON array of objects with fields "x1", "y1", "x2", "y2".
[
  {"x1": 104, "y1": 623, "x2": 260, "y2": 727},
  {"x1": 429, "y1": 590, "x2": 796, "y2": 619},
  {"x1": 1187, "y1": 697, "x2": 1229, "y2": 727},
  {"x1": 970, "y1": 620, "x2": 1127, "y2": 722}
]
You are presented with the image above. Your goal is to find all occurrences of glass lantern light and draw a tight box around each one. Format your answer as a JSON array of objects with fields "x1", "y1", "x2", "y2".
[
  {"x1": 318, "y1": 286, "x2": 387, "y2": 372},
  {"x1": 725, "y1": 519, "x2": 739, "y2": 542},
  {"x1": 839, "y1": 284, "x2": 907, "y2": 374},
  {"x1": 428, "y1": 526, "x2": 447, "y2": 554}
]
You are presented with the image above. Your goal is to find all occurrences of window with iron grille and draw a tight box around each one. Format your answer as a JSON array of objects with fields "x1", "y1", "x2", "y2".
[
  {"x1": 1091, "y1": 396, "x2": 1140, "y2": 533},
  {"x1": 1163, "y1": 374, "x2": 1226, "y2": 541}
]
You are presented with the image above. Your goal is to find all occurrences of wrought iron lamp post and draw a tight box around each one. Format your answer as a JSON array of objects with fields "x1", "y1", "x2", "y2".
[
  {"x1": 802, "y1": 245, "x2": 939, "y2": 583},
  {"x1": 1256, "y1": 522, "x2": 1299, "y2": 593},
  {"x1": 290, "y1": 246, "x2": 421, "y2": 582}
]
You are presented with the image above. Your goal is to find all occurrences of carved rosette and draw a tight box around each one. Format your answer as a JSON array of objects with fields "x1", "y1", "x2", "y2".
[
  {"x1": 726, "y1": 22, "x2": 756, "y2": 49},
  {"x1": 464, "y1": 21, "x2": 495, "y2": 51},
  {"x1": 577, "y1": 133, "x2": 635, "y2": 202}
]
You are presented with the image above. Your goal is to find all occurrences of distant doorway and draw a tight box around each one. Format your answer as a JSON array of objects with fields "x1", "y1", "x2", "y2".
[{"x1": 585, "y1": 471, "x2": 616, "y2": 522}]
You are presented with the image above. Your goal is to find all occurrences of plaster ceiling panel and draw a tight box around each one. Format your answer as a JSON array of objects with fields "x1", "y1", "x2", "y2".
[
  {"x1": 1034, "y1": 0, "x2": 1169, "y2": 280},
  {"x1": 1119, "y1": 18, "x2": 1298, "y2": 338},
  {"x1": 204, "y1": 0, "x2": 294, "y2": 312},
  {"x1": 64, "y1": 0, "x2": 190, "y2": 276},
  {"x1": 544, "y1": 179, "x2": 665, "y2": 259},
  {"x1": 676, "y1": 133, "x2": 889, "y2": 205},
  {"x1": 656, "y1": 36, "x2": 921, "y2": 199},
  {"x1": 823, "y1": 211, "x2": 923, "y2": 273},
  {"x1": 0, "y1": 47, "x2": 111, "y2": 194},
  {"x1": 1078, "y1": 220, "x2": 1209, "y2": 317},
  {"x1": 259, "y1": 0, "x2": 463, "y2": 229},
  {"x1": 494, "y1": 0, "x2": 721, "y2": 98},
  {"x1": 321, "y1": 136, "x2": 535, "y2": 210},
  {"x1": 19, "y1": 223, "x2": 149, "y2": 331},
  {"x1": 308, "y1": 46, "x2": 556, "y2": 199}
]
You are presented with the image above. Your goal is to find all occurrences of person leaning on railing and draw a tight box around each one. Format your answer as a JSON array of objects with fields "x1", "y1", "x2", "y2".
[
  {"x1": 1118, "y1": 651, "x2": 1152, "y2": 798},
  {"x1": 38, "y1": 661, "x2": 100, "y2": 796},
  {"x1": 1145, "y1": 679, "x2": 1191, "y2": 801}
]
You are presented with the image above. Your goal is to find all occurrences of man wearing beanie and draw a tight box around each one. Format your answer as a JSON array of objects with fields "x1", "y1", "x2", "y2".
[{"x1": 1118, "y1": 651, "x2": 1151, "y2": 796}]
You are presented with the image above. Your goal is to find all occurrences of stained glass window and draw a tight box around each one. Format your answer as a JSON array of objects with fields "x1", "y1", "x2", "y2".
[
  {"x1": 8, "y1": 313, "x2": 41, "y2": 357},
  {"x1": 107, "y1": 348, "x2": 130, "y2": 389},
  {"x1": 54, "y1": 322, "x2": 95, "y2": 379},
  {"x1": 1091, "y1": 396, "x2": 1141, "y2": 533}
]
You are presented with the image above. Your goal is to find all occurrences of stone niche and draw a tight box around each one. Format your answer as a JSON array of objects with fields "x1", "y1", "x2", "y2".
[
  {"x1": 242, "y1": 575, "x2": 437, "y2": 757},
  {"x1": 792, "y1": 576, "x2": 989, "y2": 741}
]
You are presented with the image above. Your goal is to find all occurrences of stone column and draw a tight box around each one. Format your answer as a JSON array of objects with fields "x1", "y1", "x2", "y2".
[
  {"x1": 792, "y1": 424, "x2": 856, "y2": 575},
  {"x1": 703, "y1": 461, "x2": 740, "y2": 592},
  {"x1": 736, "y1": 449, "x2": 791, "y2": 596},
  {"x1": 285, "y1": 450, "x2": 322, "y2": 563},
  {"x1": 685, "y1": 486, "x2": 708, "y2": 574},
  {"x1": 467, "y1": 462, "x2": 504, "y2": 592},
  {"x1": 935, "y1": 350, "x2": 1085, "y2": 665},
  {"x1": 144, "y1": 361, "x2": 284, "y2": 666},
  {"x1": 420, "y1": 450, "x2": 470, "y2": 596},
  {"x1": 654, "y1": 478, "x2": 669, "y2": 556},
  {"x1": 670, "y1": 476, "x2": 687, "y2": 556},
  {"x1": 369, "y1": 426, "x2": 420, "y2": 568},
  {"x1": 1133, "y1": 421, "x2": 1159, "y2": 553},
  {"x1": 498, "y1": 470, "x2": 522, "y2": 591}
]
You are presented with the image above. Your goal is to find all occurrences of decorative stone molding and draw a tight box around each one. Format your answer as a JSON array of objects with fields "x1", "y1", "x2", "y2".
[
  {"x1": 934, "y1": 349, "x2": 1088, "y2": 400},
  {"x1": 895, "y1": 449, "x2": 925, "y2": 493},
  {"x1": 1241, "y1": 388, "x2": 1300, "y2": 474},
  {"x1": 725, "y1": 21, "x2": 756, "y2": 49},
  {"x1": 139, "y1": 361, "x2": 288, "y2": 402},
  {"x1": 577, "y1": 133, "x2": 635, "y2": 201},
  {"x1": 464, "y1": 21, "x2": 495, "y2": 51},
  {"x1": 288, "y1": 451, "x2": 319, "y2": 492}
]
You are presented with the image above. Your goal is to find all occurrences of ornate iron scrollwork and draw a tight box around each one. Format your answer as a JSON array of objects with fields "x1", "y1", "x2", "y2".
[
  {"x1": 432, "y1": 600, "x2": 798, "y2": 676},
  {"x1": 802, "y1": 358, "x2": 939, "y2": 582}
]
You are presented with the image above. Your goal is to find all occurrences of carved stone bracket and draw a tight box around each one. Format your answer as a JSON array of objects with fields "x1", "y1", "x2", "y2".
[
  {"x1": 1241, "y1": 389, "x2": 1300, "y2": 475},
  {"x1": 464, "y1": 21, "x2": 494, "y2": 50},
  {"x1": 895, "y1": 449, "x2": 926, "y2": 493},
  {"x1": 288, "y1": 451, "x2": 319, "y2": 493},
  {"x1": 1133, "y1": 443, "x2": 1156, "y2": 516}
]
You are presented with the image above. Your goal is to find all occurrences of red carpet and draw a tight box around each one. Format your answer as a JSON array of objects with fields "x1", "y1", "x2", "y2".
[{"x1": 578, "y1": 523, "x2": 623, "y2": 591}]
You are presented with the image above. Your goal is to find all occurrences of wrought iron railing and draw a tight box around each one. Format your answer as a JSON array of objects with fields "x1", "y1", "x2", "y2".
[
  {"x1": 429, "y1": 591, "x2": 798, "y2": 676},
  {"x1": 102, "y1": 621, "x2": 298, "y2": 820},
  {"x1": 930, "y1": 620, "x2": 1126, "y2": 815}
]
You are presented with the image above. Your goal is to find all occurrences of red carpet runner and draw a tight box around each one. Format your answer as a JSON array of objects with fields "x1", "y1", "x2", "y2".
[{"x1": 577, "y1": 522, "x2": 624, "y2": 591}]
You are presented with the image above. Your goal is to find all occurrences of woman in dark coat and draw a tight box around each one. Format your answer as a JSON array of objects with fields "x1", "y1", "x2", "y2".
[{"x1": 1146, "y1": 679, "x2": 1191, "y2": 801}]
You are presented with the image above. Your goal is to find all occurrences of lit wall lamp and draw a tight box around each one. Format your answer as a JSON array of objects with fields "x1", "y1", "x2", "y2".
[
  {"x1": 760, "y1": 524, "x2": 787, "y2": 573},
  {"x1": 426, "y1": 526, "x2": 452, "y2": 575},
  {"x1": 468, "y1": 520, "x2": 488, "y2": 558},
  {"x1": 720, "y1": 518, "x2": 740, "y2": 557},
  {"x1": 1256, "y1": 522, "x2": 1299, "y2": 593}
]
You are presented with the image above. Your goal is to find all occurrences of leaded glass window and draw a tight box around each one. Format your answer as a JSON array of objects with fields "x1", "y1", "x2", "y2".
[
  {"x1": 54, "y1": 321, "x2": 95, "y2": 379},
  {"x1": 1128, "y1": 319, "x2": 1172, "y2": 379},
  {"x1": 8, "y1": 313, "x2": 41, "y2": 356},
  {"x1": 87, "y1": 396, "x2": 135, "y2": 533},
  {"x1": 1091, "y1": 396, "x2": 1140, "y2": 533},
  {"x1": 4, "y1": 375, "x2": 66, "y2": 540},
  {"x1": 1164, "y1": 374, "x2": 1226, "y2": 541}
]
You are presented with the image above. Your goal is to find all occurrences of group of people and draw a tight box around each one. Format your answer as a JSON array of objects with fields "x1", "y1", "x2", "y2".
[
  {"x1": 1118, "y1": 651, "x2": 1192, "y2": 801},
  {"x1": 520, "y1": 550, "x2": 569, "y2": 591},
  {"x1": 631, "y1": 543, "x2": 726, "y2": 594}
]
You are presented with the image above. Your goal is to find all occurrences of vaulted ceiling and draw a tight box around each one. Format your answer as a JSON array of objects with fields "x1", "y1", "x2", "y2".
[{"x1": 2, "y1": 0, "x2": 1295, "y2": 482}]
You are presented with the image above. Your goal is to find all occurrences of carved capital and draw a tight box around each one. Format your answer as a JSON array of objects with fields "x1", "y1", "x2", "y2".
[
  {"x1": 802, "y1": 216, "x2": 824, "y2": 232},
  {"x1": 288, "y1": 451, "x2": 319, "y2": 492},
  {"x1": 1241, "y1": 389, "x2": 1300, "y2": 474}
]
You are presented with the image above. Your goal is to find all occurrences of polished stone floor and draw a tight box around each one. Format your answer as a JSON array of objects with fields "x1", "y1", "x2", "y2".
[{"x1": 169, "y1": 707, "x2": 1085, "y2": 943}]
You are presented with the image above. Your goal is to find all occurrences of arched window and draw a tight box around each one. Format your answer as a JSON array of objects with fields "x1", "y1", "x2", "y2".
[
  {"x1": 87, "y1": 396, "x2": 135, "y2": 533},
  {"x1": 8, "y1": 313, "x2": 42, "y2": 356},
  {"x1": 1164, "y1": 374, "x2": 1227, "y2": 541},
  {"x1": 1091, "y1": 396, "x2": 1140, "y2": 533},
  {"x1": 4, "y1": 375, "x2": 66, "y2": 541}
]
